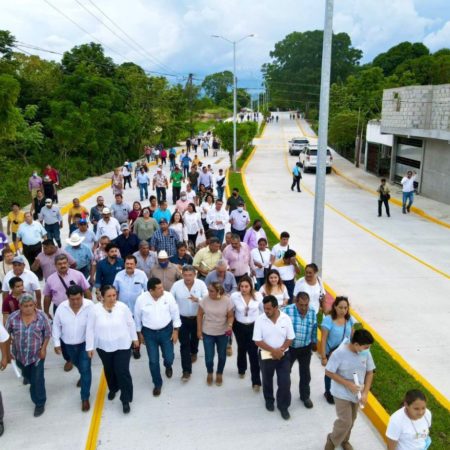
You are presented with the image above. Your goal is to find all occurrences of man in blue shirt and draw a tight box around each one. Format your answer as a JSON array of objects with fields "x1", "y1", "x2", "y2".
[
  {"x1": 150, "y1": 219, "x2": 179, "y2": 257},
  {"x1": 291, "y1": 162, "x2": 302, "y2": 192},
  {"x1": 152, "y1": 201, "x2": 172, "y2": 224},
  {"x1": 113, "y1": 223, "x2": 140, "y2": 259},
  {"x1": 284, "y1": 291, "x2": 317, "y2": 409},
  {"x1": 95, "y1": 243, "x2": 124, "y2": 298},
  {"x1": 64, "y1": 234, "x2": 93, "y2": 280}
]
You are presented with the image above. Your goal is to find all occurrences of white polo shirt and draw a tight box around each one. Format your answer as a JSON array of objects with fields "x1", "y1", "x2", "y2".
[
  {"x1": 2, "y1": 269, "x2": 40, "y2": 294},
  {"x1": 252, "y1": 311, "x2": 295, "y2": 349},
  {"x1": 170, "y1": 279, "x2": 208, "y2": 317},
  {"x1": 134, "y1": 291, "x2": 181, "y2": 331},
  {"x1": 95, "y1": 217, "x2": 121, "y2": 240},
  {"x1": 52, "y1": 298, "x2": 94, "y2": 346}
]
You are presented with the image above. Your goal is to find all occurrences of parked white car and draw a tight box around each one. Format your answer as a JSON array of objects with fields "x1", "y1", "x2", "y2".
[
  {"x1": 299, "y1": 144, "x2": 333, "y2": 173},
  {"x1": 288, "y1": 137, "x2": 309, "y2": 156}
]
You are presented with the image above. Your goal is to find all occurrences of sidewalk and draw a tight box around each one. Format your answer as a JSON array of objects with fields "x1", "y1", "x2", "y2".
[{"x1": 296, "y1": 118, "x2": 450, "y2": 228}]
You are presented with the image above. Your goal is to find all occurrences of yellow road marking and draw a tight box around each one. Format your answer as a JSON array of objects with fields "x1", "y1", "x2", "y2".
[{"x1": 85, "y1": 372, "x2": 107, "y2": 450}]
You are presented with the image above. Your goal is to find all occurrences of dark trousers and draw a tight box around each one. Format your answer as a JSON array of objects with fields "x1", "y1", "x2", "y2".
[
  {"x1": 156, "y1": 187, "x2": 167, "y2": 204},
  {"x1": 172, "y1": 186, "x2": 181, "y2": 204},
  {"x1": 187, "y1": 233, "x2": 198, "y2": 249},
  {"x1": 183, "y1": 166, "x2": 189, "y2": 177},
  {"x1": 179, "y1": 316, "x2": 199, "y2": 374},
  {"x1": 291, "y1": 176, "x2": 301, "y2": 191},
  {"x1": 231, "y1": 227, "x2": 246, "y2": 241},
  {"x1": 44, "y1": 222, "x2": 61, "y2": 247},
  {"x1": 284, "y1": 279, "x2": 295, "y2": 304},
  {"x1": 123, "y1": 175, "x2": 132, "y2": 189},
  {"x1": 217, "y1": 186, "x2": 224, "y2": 201},
  {"x1": 17, "y1": 359, "x2": 46, "y2": 407},
  {"x1": 289, "y1": 344, "x2": 312, "y2": 400},
  {"x1": 260, "y1": 353, "x2": 291, "y2": 411},
  {"x1": 142, "y1": 323, "x2": 174, "y2": 388},
  {"x1": 53, "y1": 304, "x2": 70, "y2": 363},
  {"x1": 97, "y1": 348, "x2": 133, "y2": 404},
  {"x1": 64, "y1": 342, "x2": 92, "y2": 400},
  {"x1": 378, "y1": 198, "x2": 390, "y2": 216},
  {"x1": 22, "y1": 242, "x2": 42, "y2": 268},
  {"x1": 233, "y1": 321, "x2": 261, "y2": 386}
]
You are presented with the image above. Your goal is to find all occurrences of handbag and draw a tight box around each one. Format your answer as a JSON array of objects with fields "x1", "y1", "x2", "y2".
[{"x1": 258, "y1": 249, "x2": 270, "y2": 279}]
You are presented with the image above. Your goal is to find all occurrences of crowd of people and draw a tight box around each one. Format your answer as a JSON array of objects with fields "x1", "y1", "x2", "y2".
[{"x1": 0, "y1": 135, "x2": 433, "y2": 449}]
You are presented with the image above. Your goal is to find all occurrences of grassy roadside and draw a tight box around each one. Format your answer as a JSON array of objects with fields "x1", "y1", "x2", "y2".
[{"x1": 227, "y1": 145, "x2": 450, "y2": 448}]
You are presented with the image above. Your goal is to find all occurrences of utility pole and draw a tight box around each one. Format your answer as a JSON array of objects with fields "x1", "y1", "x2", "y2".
[
  {"x1": 312, "y1": 0, "x2": 334, "y2": 273},
  {"x1": 185, "y1": 73, "x2": 194, "y2": 138}
]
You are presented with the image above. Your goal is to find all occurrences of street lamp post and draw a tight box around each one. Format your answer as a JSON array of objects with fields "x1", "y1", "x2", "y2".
[{"x1": 212, "y1": 34, "x2": 254, "y2": 171}]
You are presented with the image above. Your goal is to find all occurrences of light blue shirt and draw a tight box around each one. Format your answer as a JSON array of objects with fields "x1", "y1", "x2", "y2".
[
  {"x1": 113, "y1": 269, "x2": 148, "y2": 312},
  {"x1": 72, "y1": 229, "x2": 97, "y2": 248},
  {"x1": 137, "y1": 173, "x2": 150, "y2": 184},
  {"x1": 64, "y1": 244, "x2": 93, "y2": 269},
  {"x1": 38, "y1": 206, "x2": 62, "y2": 225},
  {"x1": 321, "y1": 315, "x2": 355, "y2": 354},
  {"x1": 152, "y1": 209, "x2": 172, "y2": 224},
  {"x1": 17, "y1": 221, "x2": 47, "y2": 245}
]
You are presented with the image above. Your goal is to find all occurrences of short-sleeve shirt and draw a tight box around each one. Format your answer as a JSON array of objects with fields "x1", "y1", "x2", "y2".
[
  {"x1": 252, "y1": 311, "x2": 295, "y2": 349},
  {"x1": 199, "y1": 295, "x2": 233, "y2": 336},
  {"x1": 321, "y1": 315, "x2": 356, "y2": 354},
  {"x1": 271, "y1": 243, "x2": 289, "y2": 260},
  {"x1": 170, "y1": 171, "x2": 183, "y2": 187},
  {"x1": 69, "y1": 206, "x2": 88, "y2": 220},
  {"x1": 2, "y1": 293, "x2": 19, "y2": 315},
  {"x1": 8, "y1": 211, "x2": 25, "y2": 233},
  {"x1": 326, "y1": 344, "x2": 376, "y2": 403},
  {"x1": 0, "y1": 322, "x2": 9, "y2": 343},
  {"x1": 43, "y1": 269, "x2": 90, "y2": 306}
]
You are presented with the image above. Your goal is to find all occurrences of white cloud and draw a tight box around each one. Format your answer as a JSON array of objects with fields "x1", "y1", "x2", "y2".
[{"x1": 424, "y1": 21, "x2": 450, "y2": 51}]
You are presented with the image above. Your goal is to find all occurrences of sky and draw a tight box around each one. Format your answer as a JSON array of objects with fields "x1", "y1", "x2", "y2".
[{"x1": 1, "y1": 0, "x2": 450, "y2": 91}]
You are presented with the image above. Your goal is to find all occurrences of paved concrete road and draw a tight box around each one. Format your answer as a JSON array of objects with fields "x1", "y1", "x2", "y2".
[{"x1": 245, "y1": 112, "x2": 450, "y2": 399}]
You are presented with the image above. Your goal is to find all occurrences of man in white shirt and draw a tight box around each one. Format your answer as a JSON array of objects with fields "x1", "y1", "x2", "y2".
[
  {"x1": 229, "y1": 201, "x2": 250, "y2": 241},
  {"x1": 170, "y1": 266, "x2": 208, "y2": 381},
  {"x1": 17, "y1": 212, "x2": 47, "y2": 269},
  {"x1": 206, "y1": 199, "x2": 229, "y2": 244},
  {"x1": 0, "y1": 321, "x2": 10, "y2": 436},
  {"x1": 95, "y1": 208, "x2": 121, "y2": 241},
  {"x1": 134, "y1": 277, "x2": 181, "y2": 397},
  {"x1": 401, "y1": 170, "x2": 417, "y2": 214},
  {"x1": 253, "y1": 295, "x2": 295, "y2": 420},
  {"x1": 52, "y1": 285, "x2": 94, "y2": 412}
]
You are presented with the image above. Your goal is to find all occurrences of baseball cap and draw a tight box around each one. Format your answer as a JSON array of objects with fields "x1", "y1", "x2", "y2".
[
  {"x1": 159, "y1": 218, "x2": 168, "y2": 224},
  {"x1": 12, "y1": 255, "x2": 26, "y2": 264},
  {"x1": 102, "y1": 207, "x2": 111, "y2": 214},
  {"x1": 79, "y1": 218, "x2": 87, "y2": 224},
  {"x1": 121, "y1": 223, "x2": 130, "y2": 230}
]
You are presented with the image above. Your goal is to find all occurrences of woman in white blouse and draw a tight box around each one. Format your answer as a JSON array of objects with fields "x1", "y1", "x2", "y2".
[
  {"x1": 259, "y1": 269, "x2": 289, "y2": 307},
  {"x1": 183, "y1": 203, "x2": 204, "y2": 250},
  {"x1": 169, "y1": 211, "x2": 188, "y2": 243},
  {"x1": 231, "y1": 275, "x2": 263, "y2": 391},
  {"x1": 86, "y1": 285, "x2": 138, "y2": 414},
  {"x1": 293, "y1": 263, "x2": 325, "y2": 314},
  {"x1": 250, "y1": 237, "x2": 271, "y2": 290},
  {"x1": 200, "y1": 193, "x2": 214, "y2": 231}
]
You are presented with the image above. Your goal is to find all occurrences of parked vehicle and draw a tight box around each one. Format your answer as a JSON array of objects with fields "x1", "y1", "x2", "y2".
[
  {"x1": 288, "y1": 137, "x2": 309, "y2": 156},
  {"x1": 299, "y1": 144, "x2": 333, "y2": 173}
]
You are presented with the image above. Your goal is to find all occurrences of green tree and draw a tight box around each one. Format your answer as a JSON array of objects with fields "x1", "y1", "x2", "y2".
[
  {"x1": 0, "y1": 74, "x2": 21, "y2": 139},
  {"x1": 0, "y1": 30, "x2": 15, "y2": 60},
  {"x1": 328, "y1": 111, "x2": 359, "y2": 160},
  {"x1": 202, "y1": 71, "x2": 233, "y2": 104}
]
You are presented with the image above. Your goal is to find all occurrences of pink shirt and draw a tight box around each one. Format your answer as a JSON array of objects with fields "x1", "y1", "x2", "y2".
[
  {"x1": 222, "y1": 242, "x2": 255, "y2": 277},
  {"x1": 36, "y1": 249, "x2": 76, "y2": 281},
  {"x1": 43, "y1": 268, "x2": 90, "y2": 306}
]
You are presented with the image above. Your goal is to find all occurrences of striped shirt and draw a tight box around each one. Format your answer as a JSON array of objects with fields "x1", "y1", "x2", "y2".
[
  {"x1": 283, "y1": 304, "x2": 317, "y2": 348},
  {"x1": 6, "y1": 310, "x2": 51, "y2": 366},
  {"x1": 150, "y1": 229, "x2": 180, "y2": 257}
]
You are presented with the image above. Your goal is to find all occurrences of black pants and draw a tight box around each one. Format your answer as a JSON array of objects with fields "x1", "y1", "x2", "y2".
[
  {"x1": 260, "y1": 353, "x2": 291, "y2": 411},
  {"x1": 97, "y1": 348, "x2": 133, "y2": 404},
  {"x1": 378, "y1": 197, "x2": 390, "y2": 216},
  {"x1": 172, "y1": 186, "x2": 181, "y2": 204},
  {"x1": 156, "y1": 187, "x2": 166, "y2": 204},
  {"x1": 289, "y1": 344, "x2": 312, "y2": 400},
  {"x1": 231, "y1": 227, "x2": 246, "y2": 241},
  {"x1": 123, "y1": 175, "x2": 132, "y2": 189},
  {"x1": 291, "y1": 176, "x2": 301, "y2": 192},
  {"x1": 284, "y1": 279, "x2": 295, "y2": 304},
  {"x1": 22, "y1": 242, "x2": 42, "y2": 269},
  {"x1": 233, "y1": 321, "x2": 261, "y2": 386},
  {"x1": 187, "y1": 233, "x2": 198, "y2": 249},
  {"x1": 179, "y1": 316, "x2": 199, "y2": 374}
]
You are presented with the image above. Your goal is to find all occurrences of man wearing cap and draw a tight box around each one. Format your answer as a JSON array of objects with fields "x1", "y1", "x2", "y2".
[
  {"x1": 133, "y1": 241, "x2": 157, "y2": 276},
  {"x1": 89, "y1": 196, "x2": 105, "y2": 234},
  {"x1": 17, "y1": 212, "x2": 47, "y2": 270},
  {"x1": 152, "y1": 166, "x2": 169, "y2": 204},
  {"x1": 38, "y1": 198, "x2": 63, "y2": 248},
  {"x1": 2, "y1": 256, "x2": 42, "y2": 308},
  {"x1": 136, "y1": 166, "x2": 150, "y2": 202},
  {"x1": 150, "y1": 219, "x2": 180, "y2": 258},
  {"x1": 95, "y1": 243, "x2": 124, "y2": 295},
  {"x1": 95, "y1": 208, "x2": 121, "y2": 241},
  {"x1": 68, "y1": 198, "x2": 88, "y2": 228},
  {"x1": 28, "y1": 171, "x2": 43, "y2": 199},
  {"x1": 152, "y1": 201, "x2": 172, "y2": 224},
  {"x1": 64, "y1": 234, "x2": 93, "y2": 280},
  {"x1": 149, "y1": 251, "x2": 182, "y2": 291},
  {"x1": 110, "y1": 193, "x2": 131, "y2": 225},
  {"x1": 170, "y1": 166, "x2": 184, "y2": 204},
  {"x1": 229, "y1": 201, "x2": 250, "y2": 241},
  {"x1": 72, "y1": 219, "x2": 96, "y2": 250},
  {"x1": 113, "y1": 223, "x2": 140, "y2": 259},
  {"x1": 122, "y1": 162, "x2": 132, "y2": 189},
  {"x1": 6, "y1": 292, "x2": 51, "y2": 417}
]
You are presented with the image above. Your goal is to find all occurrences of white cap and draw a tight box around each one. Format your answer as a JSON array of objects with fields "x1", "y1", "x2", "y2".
[
  {"x1": 157, "y1": 250, "x2": 169, "y2": 259},
  {"x1": 102, "y1": 207, "x2": 111, "y2": 214}
]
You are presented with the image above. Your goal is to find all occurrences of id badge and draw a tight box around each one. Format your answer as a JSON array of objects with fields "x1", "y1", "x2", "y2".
[{"x1": 423, "y1": 436, "x2": 431, "y2": 450}]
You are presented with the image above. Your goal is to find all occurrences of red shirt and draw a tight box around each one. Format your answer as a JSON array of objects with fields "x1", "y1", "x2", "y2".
[
  {"x1": 44, "y1": 168, "x2": 59, "y2": 184},
  {"x1": 2, "y1": 293, "x2": 19, "y2": 314}
]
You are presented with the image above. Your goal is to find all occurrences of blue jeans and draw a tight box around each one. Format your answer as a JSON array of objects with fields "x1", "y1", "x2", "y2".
[
  {"x1": 139, "y1": 183, "x2": 149, "y2": 201},
  {"x1": 202, "y1": 333, "x2": 228, "y2": 374},
  {"x1": 402, "y1": 191, "x2": 414, "y2": 209},
  {"x1": 64, "y1": 342, "x2": 92, "y2": 400},
  {"x1": 256, "y1": 277, "x2": 265, "y2": 290},
  {"x1": 216, "y1": 186, "x2": 224, "y2": 201},
  {"x1": 212, "y1": 229, "x2": 225, "y2": 244},
  {"x1": 17, "y1": 359, "x2": 46, "y2": 407},
  {"x1": 45, "y1": 222, "x2": 61, "y2": 245},
  {"x1": 142, "y1": 323, "x2": 174, "y2": 388}
]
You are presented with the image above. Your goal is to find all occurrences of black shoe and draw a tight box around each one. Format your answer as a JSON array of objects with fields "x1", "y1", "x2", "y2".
[
  {"x1": 280, "y1": 409, "x2": 290, "y2": 420},
  {"x1": 324, "y1": 391, "x2": 335, "y2": 404},
  {"x1": 153, "y1": 387, "x2": 161, "y2": 397},
  {"x1": 265, "y1": 401, "x2": 275, "y2": 412},
  {"x1": 291, "y1": 187, "x2": 294, "y2": 191},
  {"x1": 378, "y1": 214, "x2": 381, "y2": 217},
  {"x1": 34, "y1": 405, "x2": 45, "y2": 417},
  {"x1": 388, "y1": 214, "x2": 391, "y2": 217},
  {"x1": 406, "y1": 206, "x2": 411, "y2": 213},
  {"x1": 402, "y1": 208, "x2": 406, "y2": 214},
  {"x1": 23, "y1": 377, "x2": 30, "y2": 386},
  {"x1": 0, "y1": 421, "x2": 4, "y2": 437},
  {"x1": 165, "y1": 367, "x2": 173, "y2": 378},
  {"x1": 303, "y1": 398, "x2": 314, "y2": 409},
  {"x1": 108, "y1": 391, "x2": 116, "y2": 401},
  {"x1": 122, "y1": 402, "x2": 130, "y2": 414},
  {"x1": 132, "y1": 348, "x2": 141, "y2": 360}
]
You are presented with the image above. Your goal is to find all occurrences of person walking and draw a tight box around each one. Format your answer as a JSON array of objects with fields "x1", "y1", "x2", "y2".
[
  {"x1": 386, "y1": 389, "x2": 432, "y2": 450},
  {"x1": 377, "y1": 178, "x2": 391, "y2": 217},
  {"x1": 253, "y1": 295, "x2": 295, "y2": 420},
  {"x1": 136, "y1": 167, "x2": 150, "y2": 202},
  {"x1": 6, "y1": 293, "x2": 51, "y2": 417},
  {"x1": 17, "y1": 212, "x2": 47, "y2": 269},
  {"x1": 133, "y1": 208, "x2": 159, "y2": 242},
  {"x1": 181, "y1": 153, "x2": 192, "y2": 178},
  {"x1": 6, "y1": 202, "x2": 25, "y2": 254},
  {"x1": 258, "y1": 269, "x2": 290, "y2": 307},
  {"x1": 222, "y1": 235, "x2": 255, "y2": 284},
  {"x1": 273, "y1": 249, "x2": 301, "y2": 304},
  {"x1": 207, "y1": 199, "x2": 229, "y2": 244},
  {"x1": 111, "y1": 168, "x2": 124, "y2": 196},
  {"x1": 183, "y1": 203, "x2": 204, "y2": 250},
  {"x1": 152, "y1": 167, "x2": 169, "y2": 205},
  {"x1": 110, "y1": 194, "x2": 131, "y2": 226},
  {"x1": 250, "y1": 238, "x2": 271, "y2": 290},
  {"x1": 215, "y1": 168, "x2": 226, "y2": 201},
  {"x1": 197, "y1": 282, "x2": 234, "y2": 386},
  {"x1": 321, "y1": 296, "x2": 356, "y2": 405},
  {"x1": 89, "y1": 196, "x2": 105, "y2": 234},
  {"x1": 291, "y1": 162, "x2": 302, "y2": 192},
  {"x1": 64, "y1": 234, "x2": 93, "y2": 280},
  {"x1": 324, "y1": 329, "x2": 375, "y2": 450},
  {"x1": 229, "y1": 201, "x2": 250, "y2": 241},
  {"x1": 95, "y1": 208, "x2": 121, "y2": 242},
  {"x1": 86, "y1": 285, "x2": 138, "y2": 414},
  {"x1": 112, "y1": 223, "x2": 140, "y2": 259},
  {"x1": 293, "y1": 263, "x2": 325, "y2": 315},
  {"x1": 28, "y1": 171, "x2": 43, "y2": 199},
  {"x1": 401, "y1": 170, "x2": 417, "y2": 214},
  {"x1": 38, "y1": 198, "x2": 62, "y2": 248},
  {"x1": 170, "y1": 166, "x2": 184, "y2": 205},
  {"x1": 231, "y1": 276, "x2": 263, "y2": 391},
  {"x1": 284, "y1": 292, "x2": 317, "y2": 409},
  {"x1": 122, "y1": 163, "x2": 132, "y2": 189},
  {"x1": 134, "y1": 277, "x2": 181, "y2": 396},
  {"x1": 170, "y1": 266, "x2": 208, "y2": 381},
  {"x1": 30, "y1": 190, "x2": 46, "y2": 221},
  {"x1": 52, "y1": 285, "x2": 94, "y2": 412},
  {"x1": 94, "y1": 243, "x2": 124, "y2": 295},
  {"x1": 243, "y1": 219, "x2": 267, "y2": 251}
]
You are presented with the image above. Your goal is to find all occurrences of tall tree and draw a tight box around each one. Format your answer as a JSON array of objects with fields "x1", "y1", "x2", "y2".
[{"x1": 201, "y1": 71, "x2": 233, "y2": 104}]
